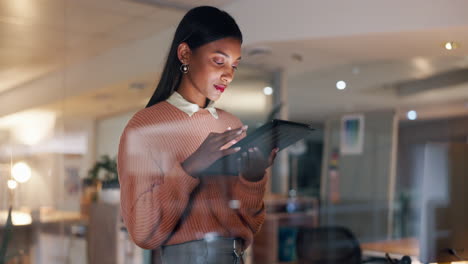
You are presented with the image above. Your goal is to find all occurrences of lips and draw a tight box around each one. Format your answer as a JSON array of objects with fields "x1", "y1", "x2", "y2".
[{"x1": 214, "y1": 84, "x2": 226, "y2": 92}]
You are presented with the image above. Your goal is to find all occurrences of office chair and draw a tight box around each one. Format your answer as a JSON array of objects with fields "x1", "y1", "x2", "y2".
[
  {"x1": 296, "y1": 226, "x2": 396, "y2": 264},
  {"x1": 296, "y1": 226, "x2": 362, "y2": 264}
]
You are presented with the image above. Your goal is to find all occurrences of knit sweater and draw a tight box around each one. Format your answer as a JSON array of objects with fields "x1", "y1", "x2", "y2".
[{"x1": 117, "y1": 101, "x2": 268, "y2": 250}]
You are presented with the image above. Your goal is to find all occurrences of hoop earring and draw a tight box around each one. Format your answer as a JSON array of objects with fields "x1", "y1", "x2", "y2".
[{"x1": 180, "y1": 64, "x2": 189, "y2": 74}]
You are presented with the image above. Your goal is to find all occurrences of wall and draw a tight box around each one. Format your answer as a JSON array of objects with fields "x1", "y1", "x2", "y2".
[
  {"x1": 396, "y1": 116, "x2": 468, "y2": 238},
  {"x1": 96, "y1": 111, "x2": 137, "y2": 159},
  {"x1": 320, "y1": 110, "x2": 396, "y2": 242}
]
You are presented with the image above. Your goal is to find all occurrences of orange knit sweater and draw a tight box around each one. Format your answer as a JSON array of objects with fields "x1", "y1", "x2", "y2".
[{"x1": 117, "y1": 101, "x2": 268, "y2": 250}]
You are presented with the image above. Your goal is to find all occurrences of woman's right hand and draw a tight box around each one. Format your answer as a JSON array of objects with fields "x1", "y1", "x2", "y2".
[{"x1": 181, "y1": 125, "x2": 248, "y2": 177}]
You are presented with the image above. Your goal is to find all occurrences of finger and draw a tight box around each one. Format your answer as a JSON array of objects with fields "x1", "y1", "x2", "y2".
[
  {"x1": 222, "y1": 125, "x2": 246, "y2": 136},
  {"x1": 241, "y1": 151, "x2": 249, "y2": 172},
  {"x1": 219, "y1": 138, "x2": 237, "y2": 150},
  {"x1": 220, "y1": 129, "x2": 249, "y2": 150},
  {"x1": 219, "y1": 146, "x2": 242, "y2": 158},
  {"x1": 243, "y1": 147, "x2": 261, "y2": 171},
  {"x1": 248, "y1": 147, "x2": 264, "y2": 163},
  {"x1": 220, "y1": 127, "x2": 240, "y2": 150},
  {"x1": 216, "y1": 133, "x2": 246, "y2": 151},
  {"x1": 212, "y1": 128, "x2": 242, "y2": 147},
  {"x1": 207, "y1": 129, "x2": 242, "y2": 150},
  {"x1": 245, "y1": 148, "x2": 269, "y2": 176},
  {"x1": 252, "y1": 147, "x2": 269, "y2": 167},
  {"x1": 215, "y1": 125, "x2": 248, "y2": 144},
  {"x1": 237, "y1": 153, "x2": 243, "y2": 175},
  {"x1": 268, "y1": 148, "x2": 279, "y2": 165},
  {"x1": 236, "y1": 156, "x2": 242, "y2": 175},
  {"x1": 209, "y1": 127, "x2": 240, "y2": 142},
  {"x1": 219, "y1": 133, "x2": 245, "y2": 150}
]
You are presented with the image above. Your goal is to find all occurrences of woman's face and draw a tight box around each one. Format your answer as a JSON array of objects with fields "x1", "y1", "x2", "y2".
[{"x1": 183, "y1": 37, "x2": 242, "y2": 102}]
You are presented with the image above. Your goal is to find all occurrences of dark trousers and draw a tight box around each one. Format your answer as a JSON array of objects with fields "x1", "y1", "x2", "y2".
[{"x1": 161, "y1": 237, "x2": 244, "y2": 264}]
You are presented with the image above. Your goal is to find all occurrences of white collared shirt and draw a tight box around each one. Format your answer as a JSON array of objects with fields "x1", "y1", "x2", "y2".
[{"x1": 166, "y1": 91, "x2": 219, "y2": 119}]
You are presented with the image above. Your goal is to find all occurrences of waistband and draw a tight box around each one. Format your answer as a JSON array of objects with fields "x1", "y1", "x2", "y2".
[
  {"x1": 163, "y1": 237, "x2": 244, "y2": 250},
  {"x1": 161, "y1": 237, "x2": 245, "y2": 264}
]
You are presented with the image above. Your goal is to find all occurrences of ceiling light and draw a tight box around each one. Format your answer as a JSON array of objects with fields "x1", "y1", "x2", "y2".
[
  {"x1": 407, "y1": 110, "x2": 418, "y2": 120},
  {"x1": 247, "y1": 46, "x2": 272, "y2": 57},
  {"x1": 263, "y1": 86, "x2": 273, "y2": 95},
  {"x1": 445, "y1": 42, "x2": 453, "y2": 50},
  {"x1": 336, "y1": 81, "x2": 346, "y2": 90},
  {"x1": 12, "y1": 162, "x2": 32, "y2": 183},
  {"x1": 7, "y1": 180, "x2": 18, "y2": 190},
  {"x1": 445, "y1": 41, "x2": 459, "y2": 50},
  {"x1": 352, "y1": 67, "x2": 360, "y2": 75}
]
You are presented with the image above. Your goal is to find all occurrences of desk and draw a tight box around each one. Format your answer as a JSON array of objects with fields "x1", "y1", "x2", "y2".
[
  {"x1": 0, "y1": 210, "x2": 87, "y2": 227},
  {"x1": 361, "y1": 238, "x2": 420, "y2": 262},
  {"x1": 0, "y1": 209, "x2": 87, "y2": 264}
]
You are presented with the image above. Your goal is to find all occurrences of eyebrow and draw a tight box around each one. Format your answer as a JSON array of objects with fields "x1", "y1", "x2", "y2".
[{"x1": 214, "y1": 51, "x2": 242, "y2": 60}]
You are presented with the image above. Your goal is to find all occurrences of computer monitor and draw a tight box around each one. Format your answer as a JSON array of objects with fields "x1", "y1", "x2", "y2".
[{"x1": 417, "y1": 143, "x2": 468, "y2": 263}]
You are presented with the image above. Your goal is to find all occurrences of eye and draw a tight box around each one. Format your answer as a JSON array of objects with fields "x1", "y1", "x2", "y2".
[
  {"x1": 213, "y1": 59, "x2": 224, "y2": 65},
  {"x1": 232, "y1": 65, "x2": 238, "y2": 70}
]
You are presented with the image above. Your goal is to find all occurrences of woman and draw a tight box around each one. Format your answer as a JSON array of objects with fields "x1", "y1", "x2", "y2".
[{"x1": 117, "y1": 6, "x2": 278, "y2": 264}]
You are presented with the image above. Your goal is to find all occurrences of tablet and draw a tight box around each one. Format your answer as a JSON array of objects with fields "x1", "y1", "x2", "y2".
[{"x1": 202, "y1": 119, "x2": 315, "y2": 176}]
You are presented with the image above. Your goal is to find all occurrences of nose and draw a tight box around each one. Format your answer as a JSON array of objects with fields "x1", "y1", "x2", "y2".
[{"x1": 221, "y1": 67, "x2": 234, "y2": 84}]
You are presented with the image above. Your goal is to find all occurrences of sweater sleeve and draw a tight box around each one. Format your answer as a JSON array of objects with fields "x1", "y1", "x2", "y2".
[
  {"x1": 117, "y1": 124, "x2": 200, "y2": 249},
  {"x1": 232, "y1": 173, "x2": 268, "y2": 235}
]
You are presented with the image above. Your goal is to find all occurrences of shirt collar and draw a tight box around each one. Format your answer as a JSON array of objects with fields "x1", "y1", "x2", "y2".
[{"x1": 166, "y1": 91, "x2": 218, "y2": 119}]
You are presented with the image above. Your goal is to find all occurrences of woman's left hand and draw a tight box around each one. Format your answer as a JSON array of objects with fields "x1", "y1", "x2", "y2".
[{"x1": 238, "y1": 147, "x2": 279, "y2": 182}]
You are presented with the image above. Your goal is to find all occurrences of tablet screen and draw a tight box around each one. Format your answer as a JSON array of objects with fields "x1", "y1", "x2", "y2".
[{"x1": 203, "y1": 119, "x2": 315, "y2": 175}]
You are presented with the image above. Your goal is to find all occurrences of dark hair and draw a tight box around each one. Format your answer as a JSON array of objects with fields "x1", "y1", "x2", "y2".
[{"x1": 145, "y1": 6, "x2": 243, "y2": 108}]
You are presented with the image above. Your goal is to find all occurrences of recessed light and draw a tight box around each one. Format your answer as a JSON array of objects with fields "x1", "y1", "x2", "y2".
[
  {"x1": 336, "y1": 80, "x2": 346, "y2": 90},
  {"x1": 407, "y1": 110, "x2": 418, "y2": 120},
  {"x1": 129, "y1": 82, "x2": 147, "y2": 91},
  {"x1": 263, "y1": 86, "x2": 273, "y2": 95},
  {"x1": 352, "y1": 67, "x2": 360, "y2": 75},
  {"x1": 444, "y1": 41, "x2": 459, "y2": 50},
  {"x1": 291, "y1": 53, "x2": 303, "y2": 62}
]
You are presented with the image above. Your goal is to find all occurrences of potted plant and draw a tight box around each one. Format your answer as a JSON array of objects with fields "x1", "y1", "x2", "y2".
[{"x1": 86, "y1": 155, "x2": 120, "y2": 204}]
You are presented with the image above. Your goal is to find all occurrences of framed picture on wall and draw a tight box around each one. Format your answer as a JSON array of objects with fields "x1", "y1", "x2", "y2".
[{"x1": 340, "y1": 114, "x2": 365, "y2": 155}]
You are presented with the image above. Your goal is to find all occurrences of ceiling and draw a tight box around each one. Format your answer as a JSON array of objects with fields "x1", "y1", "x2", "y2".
[
  {"x1": 242, "y1": 27, "x2": 468, "y2": 76},
  {"x1": 241, "y1": 28, "x2": 468, "y2": 122},
  {"x1": 38, "y1": 66, "x2": 272, "y2": 120},
  {"x1": 284, "y1": 55, "x2": 468, "y2": 122},
  {"x1": 128, "y1": 0, "x2": 235, "y2": 10},
  {"x1": 1, "y1": 0, "x2": 468, "y2": 123},
  {"x1": 0, "y1": 0, "x2": 183, "y2": 94}
]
